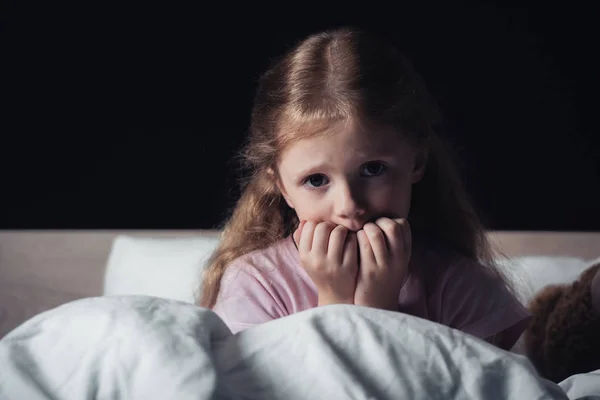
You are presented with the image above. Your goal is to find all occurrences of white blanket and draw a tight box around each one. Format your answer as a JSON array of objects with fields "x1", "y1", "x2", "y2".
[{"x1": 0, "y1": 296, "x2": 597, "y2": 399}]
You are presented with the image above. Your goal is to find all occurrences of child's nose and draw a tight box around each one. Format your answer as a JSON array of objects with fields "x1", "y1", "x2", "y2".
[{"x1": 334, "y1": 184, "x2": 367, "y2": 221}]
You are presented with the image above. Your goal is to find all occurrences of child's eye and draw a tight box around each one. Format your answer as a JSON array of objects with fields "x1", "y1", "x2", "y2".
[
  {"x1": 304, "y1": 174, "x2": 329, "y2": 188},
  {"x1": 361, "y1": 161, "x2": 387, "y2": 177}
]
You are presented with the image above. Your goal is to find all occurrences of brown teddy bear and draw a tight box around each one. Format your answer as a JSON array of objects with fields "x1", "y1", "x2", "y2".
[{"x1": 524, "y1": 261, "x2": 600, "y2": 383}]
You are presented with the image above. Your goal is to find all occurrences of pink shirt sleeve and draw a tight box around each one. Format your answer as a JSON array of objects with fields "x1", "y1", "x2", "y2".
[
  {"x1": 438, "y1": 259, "x2": 532, "y2": 350},
  {"x1": 212, "y1": 262, "x2": 289, "y2": 334}
]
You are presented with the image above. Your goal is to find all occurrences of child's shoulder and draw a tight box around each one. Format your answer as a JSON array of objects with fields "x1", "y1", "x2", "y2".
[
  {"x1": 413, "y1": 231, "x2": 465, "y2": 270},
  {"x1": 222, "y1": 236, "x2": 299, "y2": 280},
  {"x1": 413, "y1": 231, "x2": 494, "y2": 285},
  {"x1": 415, "y1": 231, "x2": 509, "y2": 293}
]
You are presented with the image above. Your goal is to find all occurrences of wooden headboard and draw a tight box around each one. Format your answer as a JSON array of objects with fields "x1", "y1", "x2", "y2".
[{"x1": 1, "y1": 230, "x2": 599, "y2": 338}]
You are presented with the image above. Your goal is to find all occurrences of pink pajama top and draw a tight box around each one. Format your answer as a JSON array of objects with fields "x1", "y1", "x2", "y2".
[{"x1": 213, "y1": 233, "x2": 531, "y2": 350}]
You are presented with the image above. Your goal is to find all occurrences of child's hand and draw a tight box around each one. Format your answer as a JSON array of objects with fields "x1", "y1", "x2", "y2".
[
  {"x1": 294, "y1": 220, "x2": 358, "y2": 306},
  {"x1": 354, "y1": 218, "x2": 411, "y2": 311}
]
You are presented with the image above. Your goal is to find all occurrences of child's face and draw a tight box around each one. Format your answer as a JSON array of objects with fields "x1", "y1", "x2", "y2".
[{"x1": 276, "y1": 119, "x2": 427, "y2": 232}]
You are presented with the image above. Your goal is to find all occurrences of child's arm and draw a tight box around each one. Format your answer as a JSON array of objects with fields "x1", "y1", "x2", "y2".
[
  {"x1": 212, "y1": 264, "x2": 288, "y2": 334},
  {"x1": 438, "y1": 259, "x2": 532, "y2": 351}
]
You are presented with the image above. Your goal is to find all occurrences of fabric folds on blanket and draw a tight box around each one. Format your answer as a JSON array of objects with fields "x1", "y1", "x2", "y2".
[{"x1": 0, "y1": 296, "x2": 596, "y2": 399}]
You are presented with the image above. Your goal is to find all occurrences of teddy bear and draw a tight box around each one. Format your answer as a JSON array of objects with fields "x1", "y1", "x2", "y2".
[{"x1": 524, "y1": 260, "x2": 600, "y2": 383}]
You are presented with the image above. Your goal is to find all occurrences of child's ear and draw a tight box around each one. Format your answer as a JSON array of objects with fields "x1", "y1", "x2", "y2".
[
  {"x1": 268, "y1": 167, "x2": 295, "y2": 209},
  {"x1": 411, "y1": 145, "x2": 429, "y2": 184}
]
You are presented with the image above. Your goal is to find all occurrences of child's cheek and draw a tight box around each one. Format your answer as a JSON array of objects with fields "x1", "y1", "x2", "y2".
[
  {"x1": 367, "y1": 184, "x2": 411, "y2": 218},
  {"x1": 294, "y1": 197, "x2": 328, "y2": 223}
]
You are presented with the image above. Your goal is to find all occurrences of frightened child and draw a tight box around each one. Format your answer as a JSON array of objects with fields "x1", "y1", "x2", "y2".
[{"x1": 199, "y1": 27, "x2": 530, "y2": 351}]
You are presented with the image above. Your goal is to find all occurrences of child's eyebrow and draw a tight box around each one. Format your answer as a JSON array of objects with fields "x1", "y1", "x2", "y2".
[
  {"x1": 352, "y1": 148, "x2": 399, "y2": 159},
  {"x1": 294, "y1": 162, "x2": 331, "y2": 179},
  {"x1": 292, "y1": 150, "x2": 400, "y2": 179}
]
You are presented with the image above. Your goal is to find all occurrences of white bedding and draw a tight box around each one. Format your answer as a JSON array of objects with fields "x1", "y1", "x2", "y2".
[{"x1": 0, "y1": 296, "x2": 598, "y2": 400}]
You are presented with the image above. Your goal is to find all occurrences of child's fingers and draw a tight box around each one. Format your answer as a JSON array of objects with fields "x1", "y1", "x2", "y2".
[
  {"x1": 293, "y1": 220, "x2": 306, "y2": 247},
  {"x1": 328, "y1": 225, "x2": 348, "y2": 264},
  {"x1": 393, "y1": 218, "x2": 412, "y2": 261},
  {"x1": 342, "y1": 231, "x2": 358, "y2": 269},
  {"x1": 363, "y1": 222, "x2": 387, "y2": 266},
  {"x1": 312, "y1": 221, "x2": 336, "y2": 255},
  {"x1": 298, "y1": 221, "x2": 316, "y2": 254},
  {"x1": 375, "y1": 217, "x2": 400, "y2": 254},
  {"x1": 357, "y1": 229, "x2": 375, "y2": 268}
]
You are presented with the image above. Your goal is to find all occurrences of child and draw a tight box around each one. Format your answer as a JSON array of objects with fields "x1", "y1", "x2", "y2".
[{"x1": 199, "y1": 26, "x2": 531, "y2": 351}]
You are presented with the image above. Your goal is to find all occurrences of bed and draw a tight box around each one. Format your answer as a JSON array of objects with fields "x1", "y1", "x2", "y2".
[
  {"x1": 1, "y1": 230, "x2": 599, "y2": 399},
  {"x1": 2, "y1": 229, "x2": 599, "y2": 338}
]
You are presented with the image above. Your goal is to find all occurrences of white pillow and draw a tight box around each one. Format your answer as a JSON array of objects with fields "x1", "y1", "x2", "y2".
[
  {"x1": 493, "y1": 255, "x2": 592, "y2": 355},
  {"x1": 103, "y1": 232, "x2": 595, "y2": 308},
  {"x1": 520, "y1": 256, "x2": 593, "y2": 290},
  {"x1": 496, "y1": 256, "x2": 591, "y2": 305},
  {"x1": 103, "y1": 235, "x2": 221, "y2": 304}
]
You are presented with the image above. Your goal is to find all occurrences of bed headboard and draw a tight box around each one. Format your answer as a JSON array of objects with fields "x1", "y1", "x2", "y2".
[{"x1": 1, "y1": 230, "x2": 599, "y2": 338}]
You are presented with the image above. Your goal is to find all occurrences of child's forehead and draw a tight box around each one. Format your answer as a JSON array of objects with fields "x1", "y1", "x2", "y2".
[
  {"x1": 277, "y1": 122, "x2": 411, "y2": 169},
  {"x1": 285, "y1": 119, "x2": 404, "y2": 153}
]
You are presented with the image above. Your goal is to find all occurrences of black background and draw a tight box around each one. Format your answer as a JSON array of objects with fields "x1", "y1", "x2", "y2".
[{"x1": 2, "y1": 2, "x2": 598, "y2": 231}]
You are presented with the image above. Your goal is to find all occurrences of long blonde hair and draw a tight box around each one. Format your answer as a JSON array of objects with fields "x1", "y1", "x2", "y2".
[{"x1": 199, "y1": 27, "x2": 511, "y2": 308}]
